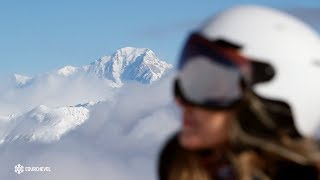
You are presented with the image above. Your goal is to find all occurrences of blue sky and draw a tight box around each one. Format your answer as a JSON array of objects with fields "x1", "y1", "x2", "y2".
[{"x1": 0, "y1": 0, "x2": 320, "y2": 77}]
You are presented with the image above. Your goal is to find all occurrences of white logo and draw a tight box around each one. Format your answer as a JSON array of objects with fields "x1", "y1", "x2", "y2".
[
  {"x1": 14, "y1": 164, "x2": 24, "y2": 174},
  {"x1": 14, "y1": 164, "x2": 51, "y2": 175}
]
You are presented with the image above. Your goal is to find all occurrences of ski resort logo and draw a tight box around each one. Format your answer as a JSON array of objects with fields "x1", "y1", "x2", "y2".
[
  {"x1": 14, "y1": 164, "x2": 51, "y2": 175},
  {"x1": 14, "y1": 164, "x2": 24, "y2": 174}
]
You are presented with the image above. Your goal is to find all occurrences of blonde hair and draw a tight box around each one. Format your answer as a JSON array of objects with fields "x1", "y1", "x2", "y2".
[
  {"x1": 158, "y1": 135, "x2": 211, "y2": 180},
  {"x1": 168, "y1": 151, "x2": 211, "y2": 180},
  {"x1": 159, "y1": 90, "x2": 320, "y2": 180},
  {"x1": 230, "y1": 90, "x2": 320, "y2": 179}
]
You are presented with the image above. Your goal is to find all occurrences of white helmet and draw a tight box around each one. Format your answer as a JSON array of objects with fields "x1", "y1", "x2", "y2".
[{"x1": 176, "y1": 5, "x2": 320, "y2": 138}]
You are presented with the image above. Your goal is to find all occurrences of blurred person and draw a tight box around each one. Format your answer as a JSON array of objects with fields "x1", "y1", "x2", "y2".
[{"x1": 158, "y1": 5, "x2": 320, "y2": 180}]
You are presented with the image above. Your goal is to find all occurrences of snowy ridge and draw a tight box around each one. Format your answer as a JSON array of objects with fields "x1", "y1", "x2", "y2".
[
  {"x1": 57, "y1": 65, "x2": 79, "y2": 77},
  {"x1": 2, "y1": 105, "x2": 89, "y2": 143},
  {"x1": 84, "y1": 47, "x2": 172, "y2": 85},
  {"x1": 75, "y1": 101, "x2": 100, "y2": 108},
  {"x1": 14, "y1": 47, "x2": 172, "y2": 88}
]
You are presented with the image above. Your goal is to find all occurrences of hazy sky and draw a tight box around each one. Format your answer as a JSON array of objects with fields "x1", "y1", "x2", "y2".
[{"x1": 0, "y1": 0, "x2": 319, "y2": 76}]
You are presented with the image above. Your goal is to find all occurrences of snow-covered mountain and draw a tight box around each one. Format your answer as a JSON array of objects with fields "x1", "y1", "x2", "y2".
[
  {"x1": 55, "y1": 47, "x2": 173, "y2": 86},
  {"x1": 0, "y1": 46, "x2": 178, "y2": 180},
  {"x1": 85, "y1": 47, "x2": 172, "y2": 85},
  {"x1": 1, "y1": 105, "x2": 90, "y2": 144},
  {"x1": 0, "y1": 47, "x2": 175, "y2": 145},
  {"x1": 12, "y1": 47, "x2": 172, "y2": 88}
]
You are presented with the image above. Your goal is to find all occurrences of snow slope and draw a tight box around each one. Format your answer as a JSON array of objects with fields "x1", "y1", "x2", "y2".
[{"x1": 1, "y1": 105, "x2": 90, "y2": 143}]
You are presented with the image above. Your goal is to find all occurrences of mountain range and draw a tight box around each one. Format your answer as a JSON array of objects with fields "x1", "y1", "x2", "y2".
[
  {"x1": 0, "y1": 47, "x2": 175, "y2": 145},
  {"x1": 14, "y1": 47, "x2": 173, "y2": 88}
]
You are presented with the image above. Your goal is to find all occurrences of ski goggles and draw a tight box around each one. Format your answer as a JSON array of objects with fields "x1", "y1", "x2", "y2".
[{"x1": 175, "y1": 33, "x2": 275, "y2": 109}]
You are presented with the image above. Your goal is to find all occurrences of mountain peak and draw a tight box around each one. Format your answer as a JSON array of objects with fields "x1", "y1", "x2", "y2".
[
  {"x1": 12, "y1": 47, "x2": 172, "y2": 90},
  {"x1": 87, "y1": 47, "x2": 173, "y2": 85},
  {"x1": 112, "y1": 47, "x2": 156, "y2": 66},
  {"x1": 114, "y1": 47, "x2": 151, "y2": 56}
]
